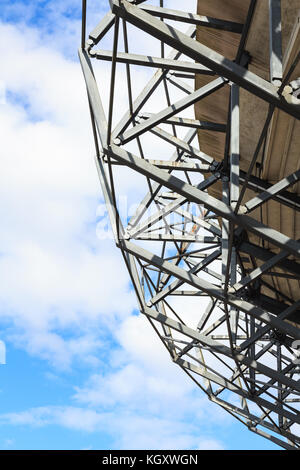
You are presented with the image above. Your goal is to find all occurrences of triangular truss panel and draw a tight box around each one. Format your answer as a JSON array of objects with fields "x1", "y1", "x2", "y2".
[{"x1": 80, "y1": 0, "x2": 300, "y2": 449}]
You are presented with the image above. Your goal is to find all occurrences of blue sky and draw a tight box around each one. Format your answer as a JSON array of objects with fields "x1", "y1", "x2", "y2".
[{"x1": 0, "y1": 0, "x2": 280, "y2": 450}]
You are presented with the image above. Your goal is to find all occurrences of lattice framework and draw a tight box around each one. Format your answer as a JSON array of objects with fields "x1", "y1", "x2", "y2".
[{"x1": 80, "y1": 0, "x2": 300, "y2": 449}]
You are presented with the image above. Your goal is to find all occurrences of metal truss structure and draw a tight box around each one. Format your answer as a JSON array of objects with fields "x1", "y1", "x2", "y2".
[{"x1": 80, "y1": 0, "x2": 300, "y2": 449}]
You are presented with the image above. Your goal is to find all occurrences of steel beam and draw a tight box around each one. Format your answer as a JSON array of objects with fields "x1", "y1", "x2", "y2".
[
  {"x1": 111, "y1": 25, "x2": 196, "y2": 139},
  {"x1": 242, "y1": 169, "x2": 300, "y2": 214},
  {"x1": 90, "y1": 49, "x2": 214, "y2": 75},
  {"x1": 118, "y1": 77, "x2": 227, "y2": 144},
  {"x1": 120, "y1": 239, "x2": 300, "y2": 341},
  {"x1": 238, "y1": 240, "x2": 300, "y2": 277},
  {"x1": 136, "y1": 301, "x2": 300, "y2": 394},
  {"x1": 138, "y1": 4, "x2": 244, "y2": 33},
  {"x1": 110, "y1": 0, "x2": 300, "y2": 119},
  {"x1": 140, "y1": 113, "x2": 226, "y2": 131},
  {"x1": 239, "y1": 171, "x2": 300, "y2": 212},
  {"x1": 269, "y1": 0, "x2": 283, "y2": 85},
  {"x1": 82, "y1": 0, "x2": 300, "y2": 449},
  {"x1": 105, "y1": 144, "x2": 300, "y2": 259},
  {"x1": 88, "y1": 12, "x2": 115, "y2": 46}
]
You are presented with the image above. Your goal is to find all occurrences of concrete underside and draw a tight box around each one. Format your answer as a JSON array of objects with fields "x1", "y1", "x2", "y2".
[{"x1": 195, "y1": 0, "x2": 300, "y2": 319}]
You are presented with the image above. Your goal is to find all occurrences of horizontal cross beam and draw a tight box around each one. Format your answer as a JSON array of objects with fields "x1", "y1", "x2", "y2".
[
  {"x1": 111, "y1": 0, "x2": 300, "y2": 119},
  {"x1": 118, "y1": 77, "x2": 227, "y2": 143},
  {"x1": 138, "y1": 4, "x2": 244, "y2": 33},
  {"x1": 120, "y1": 239, "x2": 300, "y2": 341},
  {"x1": 105, "y1": 144, "x2": 300, "y2": 259},
  {"x1": 90, "y1": 49, "x2": 214, "y2": 75}
]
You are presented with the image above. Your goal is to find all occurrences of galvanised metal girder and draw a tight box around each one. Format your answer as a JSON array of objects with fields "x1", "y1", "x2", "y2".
[
  {"x1": 140, "y1": 114, "x2": 227, "y2": 132},
  {"x1": 105, "y1": 144, "x2": 300, "y2": 259},
  {"x1": 81, "y1": 0, "x2": 300, "y2": 449},
  {"x1": 138, "y1": 4, "x2": 244, "y2": 33},
  {"x1": 110, "y1": 0, "x2": 300, "y2": 119},
  {"x1": 118, "y1": 77, "x2": 227, "y2": 144},
  {"x1": 111, "y1": 33, "x2": 196, "y2": 138},
  {"x1": 120, "y1": 239, "x2": 300, "y2": 342},
  {"x1": 269, "y1": 0, "x2": 283, "y2": 84},
  {"x1": 90, "y1": 49, "x2": 215, "y2": 75},
  {"x1": 239, "y1": 171, "x2": 300, "y2": 212}
]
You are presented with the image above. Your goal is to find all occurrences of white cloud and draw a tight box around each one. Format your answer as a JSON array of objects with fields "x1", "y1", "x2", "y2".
[
  {"x1": 0, "y1": 5, "x2": 200, "y2": 368},
  {"x1": 0, "y1": 311, "x2": 230, "y2": 448},
  {"x1": 0, "y1": 406, "x2": 104, "y2": 432},
  {"x1": 1, "y1": 438, "x2": 15, "y2": 450},
  {"x1": 197, "y1": 439, "x2": 224, "y2": 450},
  {"x1": 0, "y1": 20, "x2": 138, "y2": 367},
  {"x1": 71, "y1": 314, "x2": 230, "y2": 448},
  {"x1": 0, "y1": 0, "x2": 229, "y2": 450},
  {"x1": 0, "y1": 405, "x2": 225, "y2": 450}
]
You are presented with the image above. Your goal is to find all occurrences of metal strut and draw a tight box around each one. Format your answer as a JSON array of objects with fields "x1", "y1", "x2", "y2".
[{"x1": 80, "y1": 0, "x2": 300, "y2": 449}]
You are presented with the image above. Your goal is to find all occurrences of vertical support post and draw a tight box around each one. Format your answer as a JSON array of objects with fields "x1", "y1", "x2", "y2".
[
  {"x1": 107, "y1": 16, "x2": 120, "y2": 145},
  {"x1": 81, "y1": 0, "x2": 87, "y2": 50},
  {"x1": 221, "y1": 177, "x2": 230, "y2": 285},
  {"x1": 269, "y1": 0, "x2": 283, "y2": 85},
  {"x1": 250, "y1": 316, "x2": 256, "y2": 394},
  {"x1": 230, "y1": 84, "x2": 240, "y2": 343},
  {"x1": 82, "y1": 1, "x2": 300, "y2": 448},
  {"x1": 277, "y1": 343, "x2": 283, "y2": 428},
  {"x1": 230, "y1": 247, "x2": 238, "y2": 344},
  {"x1": 230, "y1": 84, "x2": 240, "y2": 210}
]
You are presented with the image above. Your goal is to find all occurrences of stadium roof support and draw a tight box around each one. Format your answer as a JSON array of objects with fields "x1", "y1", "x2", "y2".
[{"x1": 80, "y1": 0, "x2": 300, "y2": 449}]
